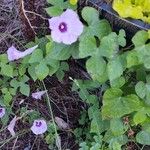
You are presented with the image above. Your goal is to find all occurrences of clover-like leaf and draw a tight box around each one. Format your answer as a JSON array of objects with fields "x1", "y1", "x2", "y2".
[
  {"x1": 29, "y1": 49, "x2": 43, "y2": 63},
  {"x1": 102, "y1": 88, "x2": 142, "y2": 118},
  {"x1": 35, "y1": 61, "x2": 49, "y2": 80},
  {"x1": 86, "y1": 56, "x2": 106, "y2": 81},
  {"x1": 136, "y1": 131, "x2": 150, "y2": 145}
]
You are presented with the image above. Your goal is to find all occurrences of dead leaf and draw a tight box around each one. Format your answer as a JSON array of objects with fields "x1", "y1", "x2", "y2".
[{"x1": 55, "y1": 117, "x2": 70, "y2": 130}]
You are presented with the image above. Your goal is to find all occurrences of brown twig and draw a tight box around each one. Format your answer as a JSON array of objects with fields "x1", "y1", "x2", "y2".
[{"x1": 18, "y1": 0, "x2": 36, "y2": 40}]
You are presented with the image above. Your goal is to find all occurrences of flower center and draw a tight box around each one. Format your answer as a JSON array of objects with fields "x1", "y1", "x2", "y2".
[
  {"x1": 35, "y1": 121, "x2": 42, "y2": 127},
  {"x1": 59, "y1": 22, "x2": 67, "y2": 33},
  {"x1": 0, "y1": 108, "x2": 2, "y2": 113}
]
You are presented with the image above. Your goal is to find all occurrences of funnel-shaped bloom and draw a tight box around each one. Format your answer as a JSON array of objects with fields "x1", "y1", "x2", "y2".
[
  {"x1": 0, "y1": 107, "x2": 5, "y2": 118},
  {"x1": 49, "y1": 9, "x2": 83, "y2": 45},
  {"x1": 31, "y1": 90, "x2": 47, "y2": 100},
  {"x1": 8, "y1": 116, "x2": 19, "y2": 136},
  {"x1": 7, "y1": 45, "x2": 38, "y2": 61},
  {"x1": 31, "y1": 119, "x2": 47, "y2": 135}
]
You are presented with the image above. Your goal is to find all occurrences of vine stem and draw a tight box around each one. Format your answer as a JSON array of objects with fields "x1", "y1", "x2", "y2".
[
  {"x1": 41, "y1": 80, "x2": 61, "y2": 150},
  {"x1": 70, "y1": 77, "x2": 102, "y2": 139}
]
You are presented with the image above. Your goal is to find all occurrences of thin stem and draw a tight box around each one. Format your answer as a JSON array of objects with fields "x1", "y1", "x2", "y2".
[
  {"x1": 12, "y1": 136, "x2": 18, "y2": 150},
  {"x1": 25, "y1": 10, "x2": 49, "y2": 20},
  {"x1": 70, "y1": 77, "x2": 102, "y2": 139},
  {"x1": 0, "y1": 129, "x2": 29, "y2": 148},
  {"x1": 42, "y1": 80, "x2": 61, "y2": 150}
]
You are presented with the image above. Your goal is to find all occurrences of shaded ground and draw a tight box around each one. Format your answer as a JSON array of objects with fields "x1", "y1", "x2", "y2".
[{"x1": 0, "y1": 0, "x2": 49, "y2": 52}]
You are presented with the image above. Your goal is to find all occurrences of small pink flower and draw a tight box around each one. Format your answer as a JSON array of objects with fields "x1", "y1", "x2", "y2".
[
  {"x1": 7, "y1": 45, "x2": 38, "y2": 61},
  {"x1": 49, "y1": 9, "x2": 84, "y2": 45},
  {"x1": 31, "y1": 119, "x2": 47, "y2": 135},
  {"x1": 0, "y1": 107, "x2": 5, "y2": 118},
  {"x1": 31, "y1": 90, "x2": 47, "y2": 100},
  {"x1": 7, "y1": 116, "x2": 19, "y2": 136}
]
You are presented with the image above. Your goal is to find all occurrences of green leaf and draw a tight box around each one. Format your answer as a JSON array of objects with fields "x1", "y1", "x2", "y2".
[
  {"x1": 56, "y1": 62, "x2": 69, "y2": 81},
  {"x1": 135, "y1": 81, "x2": 146, "y2": 99},
  {"x1": 86, "y1": 56, "x2": 106, "y2": 81},
  {"x1": 28, "y1": 65, "x2": 37, "y2": 81},
  {"x1": 144, "y1": 56, "x2": 150, "y2": 69},
  {"x1": 82, "y1": 7, "x2": 99, "y2": 24},
  {"x1": 29, "y1": 49, "x2": 43, "y2": 63},
  {"x1": 18, "y1": 64, "x2": 27, "y2": 76},
  {"x1": 20, "y1": 75, "x2": 29, "y2": 83},
  {"x1": 81, "y1": 20, "x2": 111, "y2": 40},
  {"x1": 79, "y1": 37, "x2": 97, "y2": 58},
  {"x1": 133, "y1": 109, "x2": 147, "y2": 125},
  {"x1": 46, "y1": 42, "x2": 72, "y2": 60},
  {"x1": 110, "y1": 77, "x2": 125, "y2": 88},
  {"x1": 3, "y1": 92, "x2": 12, "y2": 106},
  {"x1": 145, "y1": 84, "x2": 150, "y2": 105},
  {"x1": 118, "y1": 29, "x2": 126, "y2": 47},
  {"x1": 79, "y1": 142, "x2": 89, "y2": 150},
  {"x1": 102, "y1": 88, "x2": 142, "y2": 118},
  {"x1": 20, "y1": 83, "x2": 30, "y2": 96},
  {"x1": 111, "y1": 141, "x2": 121, "y2": 150},
  {"x1": 1, "y1": 63, "x2": 13, "y2": 77},
  {"x1": 45, "y1": 58, "x2": 60, "y2": 76},
  {"x1": 10, "y1": 79, "x2": 20, "y2": 89},
  {"x1": 136, "y1": 68, "x2": 146, "y2": 82},
  {"x1": 56, "y1": 70, "x2": 65, "y2": 81},
  {"x1": 127, "y1": 51, "x2": 141, "y2": 68},
  {"x1": 107, "y1": 56, "x2": 124, "y2": 81},
  {"x1": 35, "y1": 61, "x2": 49, "y2": 80},
  {"x1": 49, "y1": 65, "x2": 59, "y2": 76},
  {"x1": 89, "y1": 108, "x2": 109, "y2": 134},
  {"x1": 45, "y1": 6, "x2": 63, "y2": 16},
  {"x1": 105, "y1": 131, "x2": 128, "y2": 145},
  {"x1": 136, "y1": 131, "x2": 150, "y2": 145},
  {"x1": 81, "y1": 8, "x2": 111, "y2": 40},
  {"x1": 132, "y1": 30, "x2": 149, "y2": 47},
  {"x1": 0, "y1": 54, "x2": 8, "y2": 63},
  {"x1": 110, "y1": 118, "x2": 126, "y2": 136},
  {"x1": 103, "y1": 88, "x2": 123, "y2": 100},
  {"x1": 99, "y1": 32, "x2": 118, "y2": 58},
  {"x1": 46, "y1": 0, "x2": 76, "y2": 17},
  {"x1": 135, "y1": 44, "x2": 150, "y2": 63},
  {"x1": 47, "y1": 0, "x2": 63, "y2": 5},
  {"x1": 60, "y1": 62, "x2": 69, "y2": 71}
]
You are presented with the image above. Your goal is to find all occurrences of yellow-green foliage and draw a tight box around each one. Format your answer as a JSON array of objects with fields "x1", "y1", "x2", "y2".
[{"x1": 113, "y1": 0, "x2": 150, "y2": 23}]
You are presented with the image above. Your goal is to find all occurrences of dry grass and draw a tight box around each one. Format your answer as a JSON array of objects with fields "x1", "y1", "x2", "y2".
[{"x1": 0, "y1": 0, "x2": 49, "y2": 53}]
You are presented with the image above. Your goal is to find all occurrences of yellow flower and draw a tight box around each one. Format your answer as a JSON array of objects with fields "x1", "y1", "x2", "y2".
[{"x1": 70, "y1": 0, "x2": 78, "y2": 5}]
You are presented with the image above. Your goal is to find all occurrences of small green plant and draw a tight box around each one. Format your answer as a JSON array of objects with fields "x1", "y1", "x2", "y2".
[{"x1": 1, "y1": 0, "x2": 150, "y2": 149}]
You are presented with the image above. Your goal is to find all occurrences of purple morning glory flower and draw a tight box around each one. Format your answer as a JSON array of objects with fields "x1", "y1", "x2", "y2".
[
  {"x1": 31, "y1": 119, "x2": 47, "y2": 135},
  {"x1": 7, "y1": 45, "x2": 38, "y2": 61},
  {"x1": 7, "y1": 116, "x2": 19, "y2": 136},
  {"x1": 49, "y1": 9, "x2": 84, "y2": 45},
  {"x1": 0, "y1": 107, "x2": 5, "y2": 118},
  {"x1": 31, "y1": 90, "x2": 47, "y2": 100}
]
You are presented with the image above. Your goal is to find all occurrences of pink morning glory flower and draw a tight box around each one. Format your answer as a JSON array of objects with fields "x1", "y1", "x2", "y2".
[
  {"x1": 31, "y1": 90, "x2": 47, "y2": 100},
  {"x1": 7, "y1": 45, "x2": 38, "y2": 61},
  {"x1": 7, "y1": 116, "x2": 20, "y2": 136},
  {"x1": 49, "y1": 9, "x2": 84, "y2": 45},
  {"x1": 31, "y1": 119, "x2": 47, "y2": 135},
  {"x1": 0, "y1": 107, "x2": 5, "y2": 118}
]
